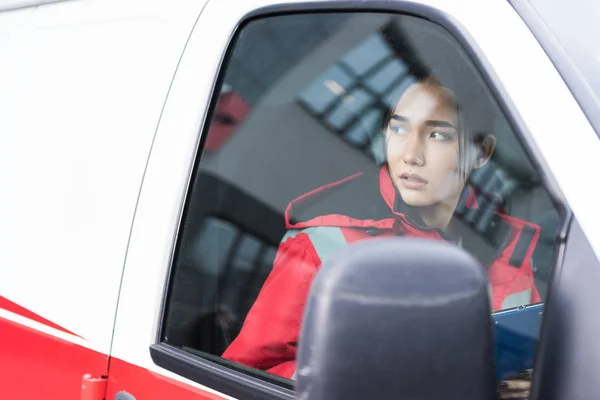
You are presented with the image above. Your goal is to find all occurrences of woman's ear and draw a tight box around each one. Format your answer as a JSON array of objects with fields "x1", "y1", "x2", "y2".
[{"x1": 474, "y1": 134, "x2": 496, "y2": 169}]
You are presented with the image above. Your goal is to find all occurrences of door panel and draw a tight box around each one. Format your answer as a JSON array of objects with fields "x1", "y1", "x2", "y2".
[
  {"x1": 108, "y1": 0, "x2": 598, "y2": 399},
  {"x1": 0, "y1": 2, "x2": 188, "y2": 398}
]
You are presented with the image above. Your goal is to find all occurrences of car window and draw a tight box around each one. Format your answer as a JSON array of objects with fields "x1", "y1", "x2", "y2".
[{"x1": 160, "y1": 11, "x2": 564, "y2": 390}]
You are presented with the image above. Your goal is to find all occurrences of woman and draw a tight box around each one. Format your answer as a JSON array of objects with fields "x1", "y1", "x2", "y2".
[{"x1": 222, "y1": 76, "x2": 540, "y2": 387}]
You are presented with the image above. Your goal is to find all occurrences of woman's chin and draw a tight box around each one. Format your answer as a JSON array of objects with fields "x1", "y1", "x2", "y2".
[{"x1": 400, "y1": 193, "x2": 436, "y2": 208}]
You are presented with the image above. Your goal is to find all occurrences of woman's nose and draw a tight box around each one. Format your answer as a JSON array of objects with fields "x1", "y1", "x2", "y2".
[{"x1": 401, "y1": 133, "x2": 425, "y2": 166}]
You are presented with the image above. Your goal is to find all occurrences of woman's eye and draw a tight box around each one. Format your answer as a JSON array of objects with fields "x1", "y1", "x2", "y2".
[
  {"x1": 390, "y1": 125, "x2": 408, "y2": 135},
  {"x1": 430, "y1": 131, "x2": 451, "y2": 141}
]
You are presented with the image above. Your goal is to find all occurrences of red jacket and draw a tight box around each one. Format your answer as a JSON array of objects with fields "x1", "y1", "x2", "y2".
[{"x1": 222, "y1": 165, "x2": 541, "y2": 379}]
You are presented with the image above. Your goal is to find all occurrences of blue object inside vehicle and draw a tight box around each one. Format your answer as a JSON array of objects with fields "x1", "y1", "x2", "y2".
[{"x1": 493, "y1": 303, "x2": 543, "y2": 381}]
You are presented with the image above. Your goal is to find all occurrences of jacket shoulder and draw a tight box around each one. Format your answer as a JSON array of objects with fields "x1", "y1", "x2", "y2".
[
  {"x1": 280, "y1": 226, "x2": 350, "y2": 264},
  {"x1": 286, "y1": 168, "x2": 389, "y2": 226}
]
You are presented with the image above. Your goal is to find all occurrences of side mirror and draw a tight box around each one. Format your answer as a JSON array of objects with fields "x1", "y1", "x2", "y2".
[{"x1": 295, "y1": 237, "x2": 497, "y2": 400}]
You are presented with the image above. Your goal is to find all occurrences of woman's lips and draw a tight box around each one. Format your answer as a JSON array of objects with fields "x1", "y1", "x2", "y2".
[{"x1": 398, "y1": 173, "x2": 428, "y2": 190}]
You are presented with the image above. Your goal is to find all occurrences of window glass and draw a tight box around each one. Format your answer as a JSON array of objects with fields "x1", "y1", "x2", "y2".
[
  {"x1": 340, "y1": 34, "x2": 392, "y2": 76},
  {"x1": 298, "y1": 65, "x2": 354, "y2": 114},
  {"x1": 162, "y1": 12, "x2": 563, "y2": 390},
  {"x1": 365, "y1": 58, "x2": 408, "y2": 94}
]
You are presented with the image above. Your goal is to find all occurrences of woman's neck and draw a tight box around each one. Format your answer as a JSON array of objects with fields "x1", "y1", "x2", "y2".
[{"x1": 418, "y1": 196, "x2": 460, "y2": 232}]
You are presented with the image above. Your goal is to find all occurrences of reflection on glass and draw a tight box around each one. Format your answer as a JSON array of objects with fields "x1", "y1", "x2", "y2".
[
  {"x1": 340, "y1": 34, "x2": 392, "y2": 76},
  {"x1": 368, "y1": 132, "x2": 386, "y2": 164},
  {"x1": 298, "y1": 65, "x2": 353, "y2": 115},
  {"x1": 231, "y1": 235, "x2": 262, "y2": 272},
  {"x1": 365, "y1": 58, "x2": 408, "y2": 95},
  {"x1": 326, "y1": 88, "x2": 375, "y2": 130},
  {"x1": 260, "y1": 248, "x2": 278, "y2": 275},
  {"x1": 193, "y1": 218, "x2": 238, "y2": 276},
  {"x1": 344, "y1": 108, "x2": 383, "y2": 146}
]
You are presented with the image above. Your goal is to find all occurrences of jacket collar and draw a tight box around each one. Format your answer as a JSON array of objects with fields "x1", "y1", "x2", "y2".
[
  {"x1": 284, "y1": 164, "x2": 536, "y2": 268},
  {"x1": 286, "y1": 164, "x2": 479, "y2": 231},
  {"x1": 379, "y1": 164, "x2": 525, "y2": 267}
]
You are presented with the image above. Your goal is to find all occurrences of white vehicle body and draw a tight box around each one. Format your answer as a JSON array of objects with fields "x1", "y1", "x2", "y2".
[{"x1": 0, "y1": 0, "x2": 597, "y2": 398}]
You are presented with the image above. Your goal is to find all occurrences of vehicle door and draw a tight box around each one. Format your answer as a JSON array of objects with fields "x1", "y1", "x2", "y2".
[
  {"x1": 107, "y1": 0, "x2": 600, "y2": 399},
  {"x1": 0, "y1": 1, "x2": 198, "y2": 399}
]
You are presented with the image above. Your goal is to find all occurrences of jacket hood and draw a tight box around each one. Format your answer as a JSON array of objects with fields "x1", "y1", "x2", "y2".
[
  {"x1": 284, "y1": 164, "x2": 541, "y2": 269},
  {"x1": 285, "y1": 165, "x2": 478, "y2": 230}
]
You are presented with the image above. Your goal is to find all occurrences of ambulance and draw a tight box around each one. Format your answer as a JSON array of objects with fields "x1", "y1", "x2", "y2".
[{"x1": 1, "y1": 0, "x2": 599, "y2": 399}]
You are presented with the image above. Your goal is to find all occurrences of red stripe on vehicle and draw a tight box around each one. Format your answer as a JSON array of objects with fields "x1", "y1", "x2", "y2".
[
  {"x1": 0, "y1": 313, "x2": 224, "y2": 399},
  {"x1": 0, "y1": 295, "x2": 79, "y2": 337},
  {"x1": 0, "y1": 314, "x2": 107, "y2": 399}
]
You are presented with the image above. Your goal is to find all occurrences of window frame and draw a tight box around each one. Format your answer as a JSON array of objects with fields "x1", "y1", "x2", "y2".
[
  {"x1": 150, "y1": 2, "x2": 572, "y2": 399},
  {"x1": 531, "y1": 217, "x2": 600, "y2": 399}
]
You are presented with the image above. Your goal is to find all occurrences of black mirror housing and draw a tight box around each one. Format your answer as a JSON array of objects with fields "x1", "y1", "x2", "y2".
[{"x1": 295, "y1": 237, "x2": 497, "y2": 400}]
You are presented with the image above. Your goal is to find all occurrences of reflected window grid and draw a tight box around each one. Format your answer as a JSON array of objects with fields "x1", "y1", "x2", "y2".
[{"x1": 298, "y1": 32, "x2": 413, "y2": 162}]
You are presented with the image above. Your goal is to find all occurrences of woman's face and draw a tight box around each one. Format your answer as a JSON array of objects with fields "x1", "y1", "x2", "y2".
[{"x1": 385, "y1": 81, "x2": 466, "y2": 208}]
